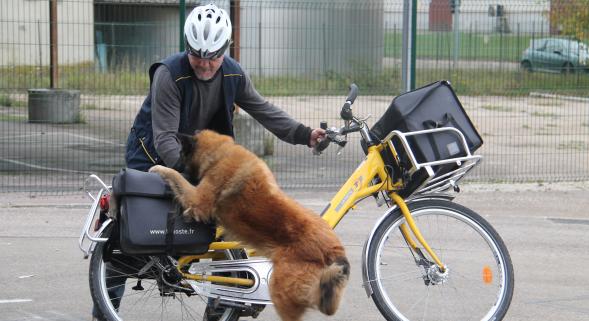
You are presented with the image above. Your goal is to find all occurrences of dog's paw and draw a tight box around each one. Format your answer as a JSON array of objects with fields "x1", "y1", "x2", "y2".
[
  {"x1": 184, "y1": 206, "x2": 212, "y2": 223},
  {"x1": 182, "y1": 208, "x2": 196, "y2": 223},
  {"x1": 148, "y1": 165, "x2": 166, "y2": 174}
]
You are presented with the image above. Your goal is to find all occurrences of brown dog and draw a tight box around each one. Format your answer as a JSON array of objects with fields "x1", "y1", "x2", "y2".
[{"x1": 149, "y1": 130, "x2": 349, "y2": 321}]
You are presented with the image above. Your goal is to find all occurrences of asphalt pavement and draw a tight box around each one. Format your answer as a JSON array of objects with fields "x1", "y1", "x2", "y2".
[{"x1": 1, "y1": 181, "x2": 588, "y2": 321}]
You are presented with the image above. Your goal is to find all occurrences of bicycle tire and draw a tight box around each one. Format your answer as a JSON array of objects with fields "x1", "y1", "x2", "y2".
[
  {"x1": 366, "y1": 199, "x2": 514, "y2": 321},
  {"x1": 89, "y1": 228, "x2": 245, "y2": 321}
]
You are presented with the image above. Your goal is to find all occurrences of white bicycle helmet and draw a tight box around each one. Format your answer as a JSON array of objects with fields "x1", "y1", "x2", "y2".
[{"x1": 184, "y1": 3, "x2": 232, "y2": 59}]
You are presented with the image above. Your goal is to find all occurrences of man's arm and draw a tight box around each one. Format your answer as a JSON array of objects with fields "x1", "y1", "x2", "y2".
[
  {"x1": 234, "y1": 71, "x2": 320, "y2": 146},
  {"x1": 151, "y1": 66, "x2": 184, "y2": 170}
]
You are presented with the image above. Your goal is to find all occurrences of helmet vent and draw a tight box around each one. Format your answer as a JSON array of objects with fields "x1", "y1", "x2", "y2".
[
  {"x1": 191, "y1": 25, "x2": 198, "y2": 40},
  {"x1": 207, "y1": 13, "x2": 212, "y2": 19},
  {"x1": 214, "y1": 29, "x2": 223, "y2": 42},
  {"x1": 203, "y1": 21, "x2": 211, "y2": 40},
  {"x1": 197, "y1": 14, "x2": 201, "y2": 21},
  {"x1": 216, "y1": 16, "x2": 221, "y2": 24}
]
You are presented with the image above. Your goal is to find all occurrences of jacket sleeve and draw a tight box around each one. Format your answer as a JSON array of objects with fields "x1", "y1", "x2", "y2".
[
  {"x1": 151, "y1": 66, "x2": 184, "y2": 169},
  {"x1": 233, "y1": 71, "x2": 311, "y2": 146}
]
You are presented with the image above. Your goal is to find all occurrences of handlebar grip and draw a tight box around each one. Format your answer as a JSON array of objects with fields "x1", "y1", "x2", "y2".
[
  {"x1": 341, "y1": 84, "x2": 358, "y2": 121},
  {"x1": 313, "y1": 138, "x2": 331, "y2": 155},
  {"x1": 346, "y1": 83, "x2": 358, "y2": 104}
]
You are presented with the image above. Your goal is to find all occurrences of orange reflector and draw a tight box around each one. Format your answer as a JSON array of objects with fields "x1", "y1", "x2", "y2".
[{"x1": 482, "y1": 266, "x2": 493, "y2": 284}]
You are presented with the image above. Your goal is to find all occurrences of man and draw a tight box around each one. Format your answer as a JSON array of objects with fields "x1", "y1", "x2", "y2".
[
  {"x1": 125, "y1": 3, "x2": 325, "y2": 173},
  {"x1": 93, "y1": 3, "x2": 325, "y2": 320}
]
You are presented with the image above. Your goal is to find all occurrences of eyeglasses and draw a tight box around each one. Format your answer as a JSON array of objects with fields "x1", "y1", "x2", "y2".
[
  {"x1": 186, "y1": 40, "x2": 232, "y2": 60},
  {"x1": 186, "y1": 48, "x2": 223, "y2": 60}
]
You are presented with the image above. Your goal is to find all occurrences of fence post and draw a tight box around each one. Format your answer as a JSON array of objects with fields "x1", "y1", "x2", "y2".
[
  {"x1": 401, "y1": 0, "x2": 417, "y2": 92},
  {"x1": 49, "y1": 0, "x2": 58, "y2": 89},
  {"x1": 230, "y1": 0, "x2": 241, "y2": 61},
  {"x1": 179, "y1": 0, "x2": 186, "y2": 52}
]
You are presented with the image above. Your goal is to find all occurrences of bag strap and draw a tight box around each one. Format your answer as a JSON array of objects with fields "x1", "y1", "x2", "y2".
[
  {"x1": 422, "y1": 119, "x2": 442, "y2": 161},
  {"x1": 165, "y1": 203, "x2": 181, "y2": 254}
]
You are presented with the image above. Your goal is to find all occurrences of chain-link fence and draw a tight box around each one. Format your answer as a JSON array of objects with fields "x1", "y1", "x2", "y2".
[{"x1": 1, "y1": 0, "x2": 588, "y2": 193}]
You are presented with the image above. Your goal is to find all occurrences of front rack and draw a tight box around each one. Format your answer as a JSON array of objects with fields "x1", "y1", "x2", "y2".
[
  {"x1": 78, "y1": 174, "x2": 113, "y2": 258},
  {"x1": 384, "y1": 128, "x2": 482, "y2": 198}
]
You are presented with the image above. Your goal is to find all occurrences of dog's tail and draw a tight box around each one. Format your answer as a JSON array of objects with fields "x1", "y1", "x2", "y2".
[{"x1": 318, "y1": 256, "x2": 350, "y2": 316}]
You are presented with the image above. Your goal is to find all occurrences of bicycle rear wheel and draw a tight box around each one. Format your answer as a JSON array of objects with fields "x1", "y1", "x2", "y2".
[
  {"x1": 367, "y1": 199, "x2": 514, "y2": 321},
  {"x1": 89, "y1": 230, "x2": 245, "y2": 321}
]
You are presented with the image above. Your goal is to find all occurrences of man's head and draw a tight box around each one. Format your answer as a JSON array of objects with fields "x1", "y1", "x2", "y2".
[{"x1": 184, "y1": 3, "x2": 231, "y2": 80}]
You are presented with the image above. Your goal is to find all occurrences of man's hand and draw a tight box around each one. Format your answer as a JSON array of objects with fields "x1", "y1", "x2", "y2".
[{"x1": 309, "y1": 128, "x2": 326, "y2": 147}]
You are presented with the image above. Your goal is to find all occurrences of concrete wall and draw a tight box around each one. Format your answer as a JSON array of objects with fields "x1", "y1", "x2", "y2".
[
  {"x1": 238, "y1": 0, "x2": 384, "y2": 77},
  {"x1": 384, "y1": 0, "x2": 550, "y2": 34},
  {"x1": 0, "y1": 0, "x2": 94, "y2": 66}
]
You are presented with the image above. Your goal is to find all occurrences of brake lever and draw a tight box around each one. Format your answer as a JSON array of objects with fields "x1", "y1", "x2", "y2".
[{"x1": 333, "y1": 136, "x2": 347, "y2": 156}]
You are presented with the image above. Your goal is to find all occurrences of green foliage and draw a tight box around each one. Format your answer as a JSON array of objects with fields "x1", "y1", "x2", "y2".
[
  {"x1": 0, "y1": 94, "x2": 26, "y2": 108},
  {"x1": 0, "y1": 94, "x2": 12, "y2": 107},
  {"x1": 550, "y1": 0, "x2": 589, "y2": 40}
]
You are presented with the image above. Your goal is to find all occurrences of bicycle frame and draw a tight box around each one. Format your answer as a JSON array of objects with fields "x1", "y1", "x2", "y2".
[{"x1": 320, "y1": 143, "x2": 446, "y2": 271}]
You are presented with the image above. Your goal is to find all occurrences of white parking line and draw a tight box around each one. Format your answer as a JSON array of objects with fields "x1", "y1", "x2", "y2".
[
  {"x1": 0, "y1": 131, "x2": 124, "y2": 147},
  {"x1": 0, "y1": 158, "x2": 90, "y2": 174},
  {"x1": 0, "y1": 132, "x2": 47, "y2": 142},
  {"x1": 0, "y1": 299, "x2": 33, "y2": 304},
  {"x1": 62, "y1": 133, "x2": 125, "y2": 147}
]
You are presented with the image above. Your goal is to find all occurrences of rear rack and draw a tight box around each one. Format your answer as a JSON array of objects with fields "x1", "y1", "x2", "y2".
[
  {"x1": 78, "y1": 174, "x2": 113, "y2": 258},
  {"x1": 384, "y1": 128, "x2": 482, "y2": 198}
]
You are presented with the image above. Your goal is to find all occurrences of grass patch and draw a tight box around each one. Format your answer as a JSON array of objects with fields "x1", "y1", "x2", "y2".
[
  {"x1": 535, "y1": 100, "x2": 563, "y2": 107},
  {"x1": 0, "y1": 62, "x2": 149, "y2": 95},
  {"x1": 0, "y1": 94, "x2": 26, "y2": 108},
  {"x1": 385, "y1": 31, "x2": 537, "y2": 62},
  {"x1": 531, "y1": 111, "x2": 558, "y2": 118},
  {"x1": 0, "y1": 94, "x2": 12, "y2": 106},
  {"x1": 81, "y1": 104, "x2": 99, "y2": 110},
  {"x1": 2, "y1": 61, "x2": 589, "y2": 98},
  {"x1": 558, "y1": 141, "x2": 588, "y2": 151},
  {"x1": 481, "y1": 105, "x2": 513, "y2": 112},
  {"x1": 0, "y1": 114, "x2": 27, "y2": 122}
]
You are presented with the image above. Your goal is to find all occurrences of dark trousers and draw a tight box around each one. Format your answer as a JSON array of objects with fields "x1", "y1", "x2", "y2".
[{"x1": 92, "y1": 262, "x2": 126, "y2": 319}]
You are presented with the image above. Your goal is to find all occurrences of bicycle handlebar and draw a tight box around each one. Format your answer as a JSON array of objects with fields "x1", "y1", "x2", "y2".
[
  {"x1": 340, "y1": 83, "x2": 358, "y2": 121},
  {"x1": 314, "y1": 83, "x2": 360, "y2": 155},
  {"x1": 345, "y1": 83, "x2": 358, "y2": 103}
]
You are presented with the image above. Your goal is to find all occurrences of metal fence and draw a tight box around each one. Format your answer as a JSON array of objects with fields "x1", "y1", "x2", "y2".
[{"x1": 1, "y1": 0, "x2": 588, "y2": 193}]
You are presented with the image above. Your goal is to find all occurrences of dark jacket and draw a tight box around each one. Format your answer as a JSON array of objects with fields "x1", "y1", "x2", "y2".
[{"x1": 125, "y1": 53, "x2": 244, "y2": 171}]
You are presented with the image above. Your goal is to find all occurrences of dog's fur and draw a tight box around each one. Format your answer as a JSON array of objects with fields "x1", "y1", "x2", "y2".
[{"x1": 149, "y1": 130, "x2": 349, "y2": 321}]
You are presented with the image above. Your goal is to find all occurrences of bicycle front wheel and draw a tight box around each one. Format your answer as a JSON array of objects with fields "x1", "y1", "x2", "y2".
[
  {"x1": 89, "y1": 229, "x2": 245, "y2": 321},
  {"x1": 367, "y1": 199, "x2": 514, "y2": 321}
]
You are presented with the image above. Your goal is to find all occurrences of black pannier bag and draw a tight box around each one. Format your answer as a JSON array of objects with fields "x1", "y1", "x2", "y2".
[
  {"x1": 371, "y1": 81, "x2": 483, "y2": 191},
  {"x1": 111, "y1": 168, "x2": 215, "y2": 255}
]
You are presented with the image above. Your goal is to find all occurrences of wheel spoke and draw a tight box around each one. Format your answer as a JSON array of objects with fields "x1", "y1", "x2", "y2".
[
  {"x1": 367, "y1": 200, "x2": 513, "y2": 321},
  {"x1": 91, "y1": 237, "x2": 245, "y2": 321}
]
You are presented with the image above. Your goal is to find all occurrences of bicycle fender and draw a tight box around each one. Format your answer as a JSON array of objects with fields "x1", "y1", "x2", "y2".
[{"x1": 361, "y1": 194, "x2": 454, "y2": 297}]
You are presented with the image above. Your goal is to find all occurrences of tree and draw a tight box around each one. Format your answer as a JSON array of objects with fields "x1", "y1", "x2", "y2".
[{"x1": 549, "y1": 0, "x2": 589, "y2": 40}]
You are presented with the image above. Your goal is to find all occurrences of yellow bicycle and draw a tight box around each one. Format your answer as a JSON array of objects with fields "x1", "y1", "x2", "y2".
[{"x1": 80, "y1": 84, "x2": 514, "y2": 321}]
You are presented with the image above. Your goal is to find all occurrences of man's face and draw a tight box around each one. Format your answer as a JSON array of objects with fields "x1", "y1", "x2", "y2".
[{"x1": 188, "y1": 54, "x2": 224, "y2": 81}]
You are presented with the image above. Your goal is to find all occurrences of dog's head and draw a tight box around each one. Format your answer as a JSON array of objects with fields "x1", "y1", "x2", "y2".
[{"x1": 176, "y1": 130, "x2": 233, "y2": 175}]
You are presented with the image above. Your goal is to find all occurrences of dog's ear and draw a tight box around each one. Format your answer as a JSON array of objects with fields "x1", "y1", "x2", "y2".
[{"x1": 176, "y1": 133, "x2": 196, "y2": 158}]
